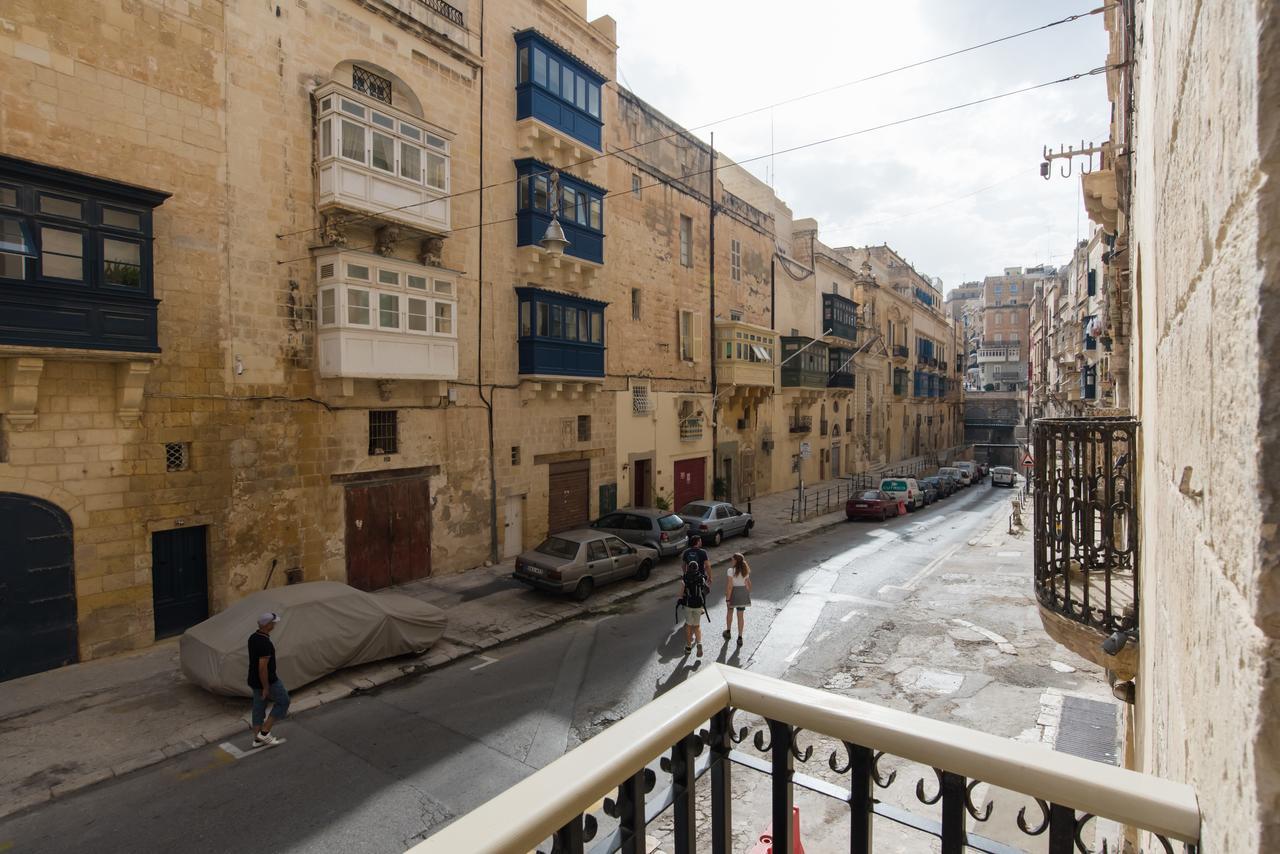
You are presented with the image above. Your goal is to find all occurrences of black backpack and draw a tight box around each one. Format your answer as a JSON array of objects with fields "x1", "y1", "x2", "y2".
[{"x1": 682, "y1": 562, "x2": 709, "y2": 609}]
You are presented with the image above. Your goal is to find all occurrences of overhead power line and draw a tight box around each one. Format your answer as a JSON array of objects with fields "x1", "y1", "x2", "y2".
[
  {"x1": 276, "y1": 64, "x2": 1116, "y2": 266},
  {"x1": 274, "y1": 5, "x2": 1112, "y2": 240}
]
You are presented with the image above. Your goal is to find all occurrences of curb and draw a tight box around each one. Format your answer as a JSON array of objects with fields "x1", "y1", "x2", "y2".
[{"x1": 0, "y1": 510, "x2": 856, "y2": 821}]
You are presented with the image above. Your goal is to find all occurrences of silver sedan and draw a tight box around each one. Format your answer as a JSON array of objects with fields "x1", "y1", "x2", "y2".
[
  {"x1": 676, "y1": 501, "x2": 754, "y2": 547},
  {"x1": 512, "y1": 530, "x2": 658, "y2": 601}
]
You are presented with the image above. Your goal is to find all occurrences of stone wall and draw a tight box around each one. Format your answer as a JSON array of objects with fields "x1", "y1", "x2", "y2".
[{"x1": 1129, "y1": 0, "x2": 1280, "y2": 850}]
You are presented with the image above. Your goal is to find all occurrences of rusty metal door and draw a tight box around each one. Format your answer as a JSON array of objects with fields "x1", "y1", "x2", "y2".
[
  {"x1": 0, "y1": 493, "x2": 77, "y2": 682},
  {"x1": 344, "y1": 477, "x2": 431, "y2": 591},
  {"x1": 547, "y1": 460, "x2": 590, "y2": 534}
]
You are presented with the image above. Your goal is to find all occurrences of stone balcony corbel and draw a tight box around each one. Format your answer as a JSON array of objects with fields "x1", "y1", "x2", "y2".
[
  {"x1": 517, "y1": 245, "x2": 600, "y2": 292},
  {"x1": 1, "y1": 357, "x2": 45, "y2": 431},
  {"x1": 116, "y1": 361, "x2": 153, "y2": 427}
]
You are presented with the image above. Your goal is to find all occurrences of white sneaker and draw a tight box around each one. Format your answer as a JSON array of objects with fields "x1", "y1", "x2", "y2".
[{"x1": 254, "y1": 732, "x2": 280, "y2": 747}]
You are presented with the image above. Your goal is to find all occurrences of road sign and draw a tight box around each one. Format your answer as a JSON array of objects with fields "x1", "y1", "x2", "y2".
[
  {"x1": 1022, "y1": 454, "x2": 1034, "y2": 467},
  {"x1": 799, "y1": 442, "x2": 811, "y2": 460}
]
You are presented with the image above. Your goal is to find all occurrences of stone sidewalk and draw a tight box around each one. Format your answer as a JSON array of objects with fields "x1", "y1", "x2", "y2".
[{"x1": 0, "y1": 475, "x2": 864, "y2": 821}]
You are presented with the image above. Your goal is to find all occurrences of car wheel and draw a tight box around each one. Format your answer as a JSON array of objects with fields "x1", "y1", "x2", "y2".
[
  {"x1": 711, "y1": 529, "x2": 723, "y2": 547},
  {"x1": 744, "y1": 520, "x2": 753, "y2": 536},
  {"x1": 880, "y1": 510, "x2": 888, "y2": 521},
  {"x1": 573, "y1": 577, "x2": 594, "y2": 601},
  {"x1": 634, "y1": 560, "x2": 653, "y2": 581}
]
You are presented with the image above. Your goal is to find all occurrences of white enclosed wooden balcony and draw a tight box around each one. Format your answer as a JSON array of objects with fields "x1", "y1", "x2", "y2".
[
  {"x1": 314, "y1": 81, "x2": 452, "y2": 236},
  {"x1": 314, "y1": 249, "x2": 457, "y2": 382}
]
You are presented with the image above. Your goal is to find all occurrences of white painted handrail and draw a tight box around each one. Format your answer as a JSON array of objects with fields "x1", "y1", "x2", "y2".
[{"x1": 409, "y1": 664, "x2": 1199, "y2": 853}]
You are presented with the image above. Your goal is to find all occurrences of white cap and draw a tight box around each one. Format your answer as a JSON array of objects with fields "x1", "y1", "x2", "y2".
[{"x1": 257, "y1": 611, "x2": 279, "y2": 627}]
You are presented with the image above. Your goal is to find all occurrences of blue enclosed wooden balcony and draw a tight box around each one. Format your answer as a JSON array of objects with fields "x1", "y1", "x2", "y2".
[{"x1": 516, "y1": 287, "x2": 606, "y2": 379}]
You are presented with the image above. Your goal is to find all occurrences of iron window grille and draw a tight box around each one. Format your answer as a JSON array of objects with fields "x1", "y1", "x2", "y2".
[
  {"x1": 511, "y1": 445, "x2": 521, "y2": 465},
  {"x1": 418, "y1": 0, "x2": 464, "y2": 27},
  {"x1": 369, "y1": 410, "x2": 398, "y2": 455},
  {"x1": 164, "y1": 442, "x2": 189, "y2": 472},
  {"x1": 352, "y1": 65, "x2": 393, "y2": 105},
  {"x1": 632, "y1": 385, "x2": 652, "y2": 415},
  {"x1": 577, "y1": 415, "x2": 591, "y2": 442}
]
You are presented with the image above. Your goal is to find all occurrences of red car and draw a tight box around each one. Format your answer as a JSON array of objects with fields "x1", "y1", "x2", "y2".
[{"x1": 846, "y1": 489, "x2": 904, "y2": 521}]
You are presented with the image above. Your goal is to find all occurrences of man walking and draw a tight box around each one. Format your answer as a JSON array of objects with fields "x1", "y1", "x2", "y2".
[
  {"x1": 681, "y1": 534, "x2": 712, "y2": 583},
  {"x1": 248, "y1": 611, "x2": 289, "y2": 748}
]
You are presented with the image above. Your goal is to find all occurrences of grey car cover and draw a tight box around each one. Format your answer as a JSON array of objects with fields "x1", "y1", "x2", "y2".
[{"x1": 179, "y1": 581, "x2": 447, "y2": 697}]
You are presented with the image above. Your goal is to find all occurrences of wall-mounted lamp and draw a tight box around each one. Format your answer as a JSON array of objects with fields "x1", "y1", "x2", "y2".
[{"x1": 538, "y1": 169, "x2": 571, "y2": 257}]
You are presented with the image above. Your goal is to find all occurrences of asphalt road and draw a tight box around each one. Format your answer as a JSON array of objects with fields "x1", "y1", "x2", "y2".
[{"x1": 0, "y1": 483, "x2": 1012, "y2": 854}]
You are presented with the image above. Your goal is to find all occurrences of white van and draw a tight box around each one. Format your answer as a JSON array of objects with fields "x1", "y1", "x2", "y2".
[
  {"x1": 938, "y1": 466, "x2": 968, "y2": 488},
  {"x1": 953, "y1": 461, "x2": 978, "y2": 485},
  {"x1": 879, "y1": 477, "x2": 924, "y2": 510}
]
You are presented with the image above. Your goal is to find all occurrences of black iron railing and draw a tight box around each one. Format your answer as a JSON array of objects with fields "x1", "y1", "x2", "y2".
[
  {"x1": 413, "y1": 667, "x2": 1200, "y2": 854},
  {"x1": 892, "y1": 344, "x2": 909, "y2": 359},
  {"x1": 414, "y1": 0, "x2": 464, "y2": 27},
  {"x1": 789, "y1": 475, "x2": 874, "y2": 521},
  {"x1": 1032, "y1": 417, "x2": 1139, "y2": 636},
  {"x1": 788, "y1": 416, "x2": 813, "y2": 434}
]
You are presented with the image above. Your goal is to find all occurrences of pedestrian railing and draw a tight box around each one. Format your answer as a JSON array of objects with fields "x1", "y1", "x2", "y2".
[
  {"x1": 409, "y1": 664, "x2": 1200, "y2": 854},
  {"x1": 788, "y1": 475, "x2": 873, "y2": 522}
]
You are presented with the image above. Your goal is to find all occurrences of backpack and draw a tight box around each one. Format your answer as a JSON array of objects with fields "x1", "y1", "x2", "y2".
[{"x1": 682, "y1": 561, "x2": 709, "y2": 609}]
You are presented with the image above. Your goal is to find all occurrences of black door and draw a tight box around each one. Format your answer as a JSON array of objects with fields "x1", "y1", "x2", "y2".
[
  {"x1": 0, "y1": 493, "x2": 77, "y2": 683},
  {"x1": 152, "y1": 527, "x2": 209, "y2": 639}
]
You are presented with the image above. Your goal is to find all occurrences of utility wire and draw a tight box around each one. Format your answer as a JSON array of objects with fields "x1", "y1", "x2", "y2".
[
  {"x1": 274, "y1": 6, "x2": 1111, "y2": 241},
  {"x1": 276, "y1": 65, "x2": 1116, "y2": 266}
]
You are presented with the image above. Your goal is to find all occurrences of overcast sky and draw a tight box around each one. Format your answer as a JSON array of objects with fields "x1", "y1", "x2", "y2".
[{"x1": 590, "y1": 0, "x2": 1110, "y2": 290}]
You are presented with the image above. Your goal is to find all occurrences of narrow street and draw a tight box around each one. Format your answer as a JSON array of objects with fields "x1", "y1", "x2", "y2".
[{"x1": 0, "y1": 484, "x2": 1109, "y2": 854}]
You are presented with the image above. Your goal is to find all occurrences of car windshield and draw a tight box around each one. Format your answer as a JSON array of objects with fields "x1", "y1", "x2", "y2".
[
  {"x1": 658, "y1": 514, "x2": 686, "y2": 531},
  {"x1": 534, "y1": 537, "x2": 580, "y2": 560},
  {"x1": 881, "y1": 480, "x2": 907, "y2": 491},
  {"x1": 679, "y1": 503, "x2": 713, "y2": 517},
  {"x1": 858, "y1": 491, "x2": 882, "y2": 500}
]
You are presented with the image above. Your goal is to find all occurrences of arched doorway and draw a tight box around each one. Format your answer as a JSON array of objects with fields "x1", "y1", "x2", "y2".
[{"x1": 0, "y1": 493, "x2": 77, "y2": 682}]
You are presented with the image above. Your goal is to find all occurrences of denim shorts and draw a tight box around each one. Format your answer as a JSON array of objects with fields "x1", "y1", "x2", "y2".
[{"x1": 251, "y1": 680, "x2": 290, "y2": 727}]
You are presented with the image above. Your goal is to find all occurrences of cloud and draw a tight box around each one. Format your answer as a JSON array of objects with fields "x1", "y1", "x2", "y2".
[{"x1": 592, "y1": 0, "x2": 1109, "y2": 287}]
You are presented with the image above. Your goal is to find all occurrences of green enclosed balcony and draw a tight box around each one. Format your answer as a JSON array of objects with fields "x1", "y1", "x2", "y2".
[{"x1": 780, "y1": 336, "x2": 828, "y2": 389}]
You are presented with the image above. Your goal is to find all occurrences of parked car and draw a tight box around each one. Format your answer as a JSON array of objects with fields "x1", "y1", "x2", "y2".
[
  {"x1": 180, "y1": 582, "x2": 447, "y2": 697},
  {"x1": 513, "y1": 531, "x2": 657, "y2": 601},
  {"x1": 938, "y1": 466, "x2": 967, "y2": 488},
  {"x1": 919, "y1": 479, "x2": 939, "y2": 505},
  {"x1": 846, "y1": 489, "x2": 904, "y2": 521},
  {"x1": 676, "y1": 501, "x2": 753, "y2": 546},
  {"x1": 948, "y1": 463, "x2": 975, "y2": 486},
  {"x1": 879, "y1": 477, "x2": 924, "y2": 510},
  {"x1": 990, "y1": 466, "x2": 1017, "y2": 487},
  {"x1": 921, "y1": 475, "x2": 951, "y2": 499},
  {"x1": 589, "y1": 508, "x2": 688, "y2": 558}
]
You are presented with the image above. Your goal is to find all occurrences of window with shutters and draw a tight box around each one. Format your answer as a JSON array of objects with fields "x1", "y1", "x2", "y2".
[
  {"x1": 679, "y1": 215, "x2": 692, "y2": 267},
  {"x1": 730, "y1": 238, "x2": 741, "y2": 281},
  {"x1": 679, "y1": 309, "x2": 702, "y2": 362}
]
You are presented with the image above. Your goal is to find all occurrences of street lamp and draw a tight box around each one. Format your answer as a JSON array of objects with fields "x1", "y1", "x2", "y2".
[{"x1": 538, "y1": 169, "x2": 571, "y2": 257}]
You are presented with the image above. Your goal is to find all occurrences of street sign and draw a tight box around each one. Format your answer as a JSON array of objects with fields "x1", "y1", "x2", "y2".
[
  {"x1": 799, "y1": 442, "x2": 811, "y2": 460},
  {"x1": 1022, "y1": 453, "x2": 1034, "y2": 467}
]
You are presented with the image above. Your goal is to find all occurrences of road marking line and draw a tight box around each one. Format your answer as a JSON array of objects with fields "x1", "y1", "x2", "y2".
[
  {"x1": 951, "y1": 618, "x2": 1017, "y2": 654},
  {"x1": 878, "y1": 544, "x2": 960, "y2": 595},
  {"x1": 219, "y1": 742, "x2": 248, "y2": 760},
  {"x1": 784, "y1": 645, "x2": 808, "y2": 663},
  {"x1": 840, "y1": 609, "x2": 861, "y2": 623},
  {"x1": 826, "y1": 593, "x2": 889, "y2": 607},
  {"x1": 469, "y1": 654, "x2": 499, "y2": 671}
]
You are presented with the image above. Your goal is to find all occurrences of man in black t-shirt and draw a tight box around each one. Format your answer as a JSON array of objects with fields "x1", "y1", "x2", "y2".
[
  {"x1": 680, "y1": 534, "x2": 711, "y2": 583},
  {"x1": 247, "y1": 611, "x2": 290, "y2": 747}
]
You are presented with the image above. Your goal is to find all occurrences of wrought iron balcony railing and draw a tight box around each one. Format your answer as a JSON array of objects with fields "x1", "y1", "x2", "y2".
[
  {"x1": 679, "y1": 417, "x2": 704, "y2": 442},
  {"x1": 1032, "y1": 417, "x2": 1139, "y2": 653},
  {"x1": 788, "y1": 415, "x2": 812, "y2": 434},
  {"x1": 892, "y1": 344, "x2": 909, "y2": 359},
  {"x1": 410, "y1": 664, "x2": 1199, "y2": 854}
]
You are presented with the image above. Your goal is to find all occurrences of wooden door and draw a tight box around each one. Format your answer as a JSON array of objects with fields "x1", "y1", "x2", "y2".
[
  {"x1": 151, "y1": 526, "x2": 209, "y2": 639},
  {"x1": 632, "y1": 458, "x2": 651, "y2": 507},
  {"x1": 673, "y1": 457, "x2": 706, "y2": 512},
  {"x1": 548, "y1": 460, "x2": 591, "y2": 534},
  {"x1": 0, "y1": 494, "x2": 76, "y2": 682},
  {"x1": 503, "y1": 495, "x2": 523, "y2": 558},
  {"x1": 345, "y1": 477, "x2": 431, "y2": 591}
]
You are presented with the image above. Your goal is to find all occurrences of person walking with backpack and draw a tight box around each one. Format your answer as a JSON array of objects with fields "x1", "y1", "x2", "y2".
[
  {"x1": 680, "y1": 534, "x2": 712, "y2": 583},
  {"x1": 681, "y1": 558, "x2": 710, "y2": 657},
  {"x1": 722, "y1": 553, "x2": 752, "y2": 646}
]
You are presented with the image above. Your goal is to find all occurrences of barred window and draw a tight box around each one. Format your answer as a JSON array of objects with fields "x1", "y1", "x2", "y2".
[
  {"x1": 511, "y1": 445, "x2": 521, "y2": 465},
  {"x1": 165, "y1": 442, "x2": 190, "y2": 472},
  {"x1": 369, "y1": 410, "x2": 398, "y2": 455},
  {"x1": 577, "y1": 415, "x2": 591, "y2": 442}
]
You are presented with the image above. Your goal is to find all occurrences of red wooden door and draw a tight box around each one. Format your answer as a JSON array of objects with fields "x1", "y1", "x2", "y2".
[
  {"x1": 673, "y1": 457, "x2": 706, "y2": 512},
  {"x1": 344, "y1": 477, "x2": 431, "y2": 591}
]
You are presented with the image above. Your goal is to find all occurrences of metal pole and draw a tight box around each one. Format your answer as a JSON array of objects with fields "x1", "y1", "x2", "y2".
[{"x1": 709, "y1": 133, "x2": 718, "y2": 498}]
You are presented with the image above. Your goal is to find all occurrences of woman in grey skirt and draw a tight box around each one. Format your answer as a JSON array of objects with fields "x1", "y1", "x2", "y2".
[{"x1": 722, "y1": 553, "x2": 752, "y2": 645}]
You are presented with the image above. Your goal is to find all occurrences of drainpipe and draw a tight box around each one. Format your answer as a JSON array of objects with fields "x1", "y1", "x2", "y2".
[
  {"x1": 476, "y1": 0, "x2": 499, "y2": 563},
  {"x1": 709, "y1": 134, "x2": 717, "y2": 497}
]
